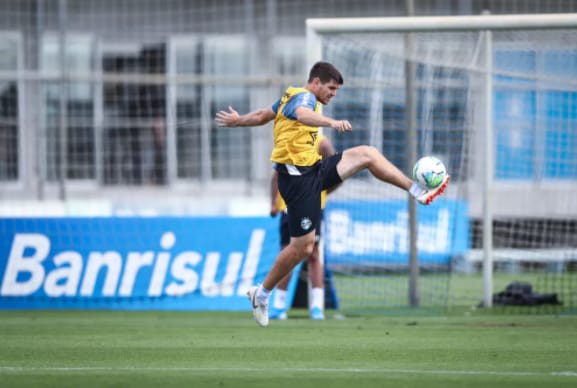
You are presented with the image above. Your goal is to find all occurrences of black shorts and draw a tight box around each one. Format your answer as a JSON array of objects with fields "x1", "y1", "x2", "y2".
[
  {"x1": 280, "y1": 210, "x2": 324, "y2": 246},
  {"x1": 276, "y1": 152, "x2": 342, "y2": 238}
]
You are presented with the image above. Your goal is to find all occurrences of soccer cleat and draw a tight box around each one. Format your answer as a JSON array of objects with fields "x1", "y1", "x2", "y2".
[
  {"x1": 269, "y1": 310, "x2": 287, "y2": 320},
  {"x1": 416, "y1": 175, "x2": 450, "y2": 205},
  {"x1": 310, "y1": 307, "x2": 325, "y2": 320},
  {"x1": 246, "y1": 286, "x2": 269, "y2": 327}
]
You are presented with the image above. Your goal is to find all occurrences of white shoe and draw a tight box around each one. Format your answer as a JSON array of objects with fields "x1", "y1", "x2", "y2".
[
  {"x1": 416, "y1": 175, "x2": 450, "y2": 205},
  {"x1": 246, "y1": 286, "x2": 269, "y2": 327}
]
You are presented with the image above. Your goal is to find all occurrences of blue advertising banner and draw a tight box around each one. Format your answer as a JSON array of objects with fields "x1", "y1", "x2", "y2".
[
  {"x1": 324, "y1": 199, "x2": 469, "y2": 266},
  {"x1": 0, "y1": 217, "x2": 281, "y2": 311},
  {"x1": 0, "y1": 200, "x2": 468, "y2": 310}
]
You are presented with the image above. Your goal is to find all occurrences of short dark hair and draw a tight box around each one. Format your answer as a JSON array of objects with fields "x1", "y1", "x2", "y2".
[{"x1": 308, "y1": 61, "x2": 343, "y2": 85}]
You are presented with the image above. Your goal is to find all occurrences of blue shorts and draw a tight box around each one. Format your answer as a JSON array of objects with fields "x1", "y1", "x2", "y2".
[{"x1": 276, "y1": 152, "x2": 342, "y2": 238}]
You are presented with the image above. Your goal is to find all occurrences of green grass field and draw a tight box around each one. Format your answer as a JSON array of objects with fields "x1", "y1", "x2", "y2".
[
  {"x1": 1, "y1": 310, "x2": 576, "y2": 387},
  {"x1": 332, "y1": 272, "x2": 576, "y2": 314}
]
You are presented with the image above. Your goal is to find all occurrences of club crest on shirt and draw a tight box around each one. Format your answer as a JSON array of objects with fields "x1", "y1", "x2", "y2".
[
  {"x1": 307, "y1": 131, "x2": 318, "y2": 146},
  {"x1": 300, "y1": 217, "x2": 312, "y2": 231}
]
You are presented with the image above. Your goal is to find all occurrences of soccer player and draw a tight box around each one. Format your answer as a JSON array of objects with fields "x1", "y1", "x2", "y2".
[
  {"x1": 269, "y1": 136, "x2": 338, "y2": 321},
  {"x1": 215, "y1": 61, "x2": 449, "y2": 327}
]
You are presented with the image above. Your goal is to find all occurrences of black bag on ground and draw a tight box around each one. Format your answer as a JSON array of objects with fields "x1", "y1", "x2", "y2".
[{"x1": 491, "y1": 281, "x2": 561, "y2": 306}]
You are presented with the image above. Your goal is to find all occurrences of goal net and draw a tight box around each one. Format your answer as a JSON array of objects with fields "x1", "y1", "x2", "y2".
[{"x1": 308, "y1": 14, "x2": 577, "y2": 314}]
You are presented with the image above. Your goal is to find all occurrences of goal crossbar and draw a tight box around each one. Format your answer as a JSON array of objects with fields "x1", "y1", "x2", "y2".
[
  {"x1": 306, "y1": 13, "x2": 577, "y2": 34},
  {"x1": 306, "y1": 13, "x2": 577, "y2": 71}
]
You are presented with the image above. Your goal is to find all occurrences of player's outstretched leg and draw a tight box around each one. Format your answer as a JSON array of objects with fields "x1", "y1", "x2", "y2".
[{"x1": 336, "y1": 146, "x2": 449, "y2": 205}]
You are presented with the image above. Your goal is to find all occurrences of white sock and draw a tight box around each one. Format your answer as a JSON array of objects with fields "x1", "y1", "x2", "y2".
[
  {"x1": 257, "y1": 285, "x2": 271, "y2": 304},
  {"x1": 273, "y1": 289, "x2": 287, "y2": 310},
  {"x1": 310, "y1": 287, "x2": 324, "y2": 310},
  {"x1": 409, "y1": 182, "x2": 426, "y2": 198}
]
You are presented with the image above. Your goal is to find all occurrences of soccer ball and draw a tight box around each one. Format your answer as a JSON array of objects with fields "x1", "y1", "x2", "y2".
[{"x1": 412, "y1": 156, "x2": 447, "y2": 189}]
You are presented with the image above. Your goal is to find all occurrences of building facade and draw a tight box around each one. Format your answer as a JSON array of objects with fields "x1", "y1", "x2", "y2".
[{"x1": 0, "y1": 0, "x2": 576, "y2": 217}]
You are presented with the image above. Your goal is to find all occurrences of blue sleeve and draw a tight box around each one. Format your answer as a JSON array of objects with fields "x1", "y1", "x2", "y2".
[
  {"x1": 272, "y1": 98, "x2": 281, "y2": 114},
  {"x1": 282, "y1": 92, "x2": 317, "y2": 120}
]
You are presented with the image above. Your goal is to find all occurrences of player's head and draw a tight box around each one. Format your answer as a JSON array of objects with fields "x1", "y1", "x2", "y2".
[
  {"x1": 307, "y1": 62, "x2": 343, "y2": 85},
  {"x1": 307, "y1": 62, "x2": 343, "y2": 105}
]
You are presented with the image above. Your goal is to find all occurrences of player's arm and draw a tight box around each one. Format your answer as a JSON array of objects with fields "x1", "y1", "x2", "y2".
[
  {"x1": 270, "y1": 170, "x2": 279, "y2": 217},
  {"x1": 215, "y1": 106, "x2": 275, "y2": 127},
  {"x1": 295, "y1": 106, "x2": 352, "y2": 133}
]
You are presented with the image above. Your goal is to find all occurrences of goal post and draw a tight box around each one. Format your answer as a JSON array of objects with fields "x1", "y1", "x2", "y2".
[{"x1": 307, "y1": 13, "x2": 577, "y2": 312}]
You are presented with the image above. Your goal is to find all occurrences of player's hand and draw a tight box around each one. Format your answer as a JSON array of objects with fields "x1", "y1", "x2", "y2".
[
  {"x1": 332, "y1": 119, "x2": 352, "y2": 133},
  {"x1": 215, "y1": 106, "x2": 239, "y2": 127},
  {"x1": 270, "y1": 203, "x2": 278, "y2": 217}
]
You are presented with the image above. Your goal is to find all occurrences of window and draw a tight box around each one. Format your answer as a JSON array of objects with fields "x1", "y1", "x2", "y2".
[
  {"x1": 494, "y1": 48, "x2": 577, "y2": 180},
  {"x1": 0, "y1": 34, "x2": 20, "y2": 182},
  {"x1": 41, "y1": 34, "x2": 95, "y2": 181},
  {"x1": 101, "y1": 43, "x2": 167, "y2": 185},
  {"x1": 169, "y1": 35, "x2": 251, "y2": 181},
  {"x1": 169, "y1": 37, "x2": 202, "y2": 180},
  {"x1": 204, "y1": 36, "x2": 250, "y2": 180}
]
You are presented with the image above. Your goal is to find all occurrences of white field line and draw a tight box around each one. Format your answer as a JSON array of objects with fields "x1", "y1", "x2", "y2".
[{"x1": 0, "y1": 366, "x2": 576, "y2": 377}]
